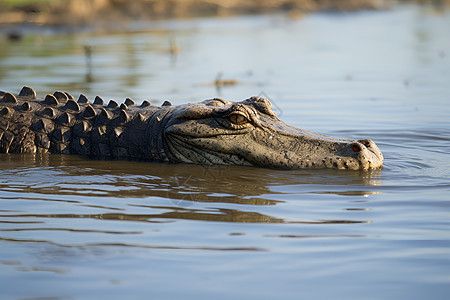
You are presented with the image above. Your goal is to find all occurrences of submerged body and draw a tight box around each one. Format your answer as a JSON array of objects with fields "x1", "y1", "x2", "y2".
[{"x1": 0, "y1": 87, "x2": 383, "y2": 170}]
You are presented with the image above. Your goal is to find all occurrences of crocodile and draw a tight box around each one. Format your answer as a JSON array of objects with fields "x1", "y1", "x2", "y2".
[{"x1": 0, "y1": 86, "x2": 383, "y2": 170}]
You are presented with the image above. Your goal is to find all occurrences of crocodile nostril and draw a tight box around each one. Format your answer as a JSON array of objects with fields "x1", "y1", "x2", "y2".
[
  {"x1": 359, "y1": 139, "x2": 371, "y2": 147},
  {"x1": 352, "y1": 143, "x2": 361, "y2": 152}
]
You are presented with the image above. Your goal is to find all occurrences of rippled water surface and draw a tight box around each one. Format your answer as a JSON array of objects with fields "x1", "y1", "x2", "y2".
[{"x1": 1, "y1": 5, "x2": 450, "y2": 300}]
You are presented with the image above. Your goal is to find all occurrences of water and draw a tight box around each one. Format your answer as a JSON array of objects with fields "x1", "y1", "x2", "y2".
[{"x1": 1, "y1": 4, "x2": 450, "y2": 300}]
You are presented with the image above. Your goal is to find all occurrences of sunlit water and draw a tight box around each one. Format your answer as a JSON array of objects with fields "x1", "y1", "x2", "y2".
[{"x1": 1, "y1": 4, "x2": 450, "y2": 300}]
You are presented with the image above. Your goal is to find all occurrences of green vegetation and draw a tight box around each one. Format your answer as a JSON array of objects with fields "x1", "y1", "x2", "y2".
[{"x1": 1, "y1": 0, "x2": 59, "y2": 8}]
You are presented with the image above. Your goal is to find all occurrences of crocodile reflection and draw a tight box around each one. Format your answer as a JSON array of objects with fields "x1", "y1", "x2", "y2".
[{"x1": 0, "y1": 154, "x2": 381, "y2": 224}]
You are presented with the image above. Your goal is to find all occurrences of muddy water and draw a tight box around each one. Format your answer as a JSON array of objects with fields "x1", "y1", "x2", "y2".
[{"x1": 1, "y1": 4, "x2": 450, "y2": 300}]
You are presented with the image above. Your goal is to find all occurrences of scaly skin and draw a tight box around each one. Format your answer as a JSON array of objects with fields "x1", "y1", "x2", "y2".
[{"x1": 0, "y1": 86, "x2": 383, "y2": 170}]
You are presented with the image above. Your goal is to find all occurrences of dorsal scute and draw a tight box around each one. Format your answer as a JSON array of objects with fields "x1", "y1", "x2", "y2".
[
  {"x1": 64, "y1": 99, "x2": 81, "y2": 112},
  {"x1": 107, "y1": 100, "x2": 119, "y2": 109},
  {"x1": 77, "y1": 94, "x2": 89, "y2": 104},
  {"x1": 0, "y1": 106, "x2": 13, "y2": 117},
  {"x1": 82, "y1": 105, "x2": 96, "y2": 118},
  {"x1": 95, "y1": 108, "x2": 111, "y2": 125},
  {"x1": 137, "y1": 113, "x2": 146, "y2": 123},
  {"x1": 56, "y1": 112, "x2": 74, "y2": 126},
  {"x1": 64, "y1": 92, "x2": 74, "y2": 100},
  {"x1": 31, "y1": 118, "x2": 54, "y2": 133},
  {"x1": 53, "y1": 91, "x2": 68, "y2": 102},
  {"x1": 119, "y1": 109, "x2": 129, "y2": 123},
  {"x1": 73, "y1": 120, "x2": 92, "y2": 137},
  {"x1": 1, "y1": 92, "x2": 17, "y2": 104},
  {"x1": 94, "y1": 96, "x2": 104, "y2": 105},
  {"x1": 20, "y1": 102, "x2": 31, "y2": 111},
  {"x1": 43, "y1": 94, "x2": 59, "y2": 106},
  {"x1": 140, "y1": 100, "x2": 152, "y2": 108},
  {"x1": 41, "y1": 107, "x2": 56, "y2": 118},
  {"x1": 19, "y1": 86, "x2": 36, "y2": 99},
  {"x1": 124, "y1": 98, "x2": 135, "y2": 106}
]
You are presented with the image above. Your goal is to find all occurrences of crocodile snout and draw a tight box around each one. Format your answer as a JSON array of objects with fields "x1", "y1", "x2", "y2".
[{"x1": 349, "y1": 139, "x2": 384, "y2": 169}]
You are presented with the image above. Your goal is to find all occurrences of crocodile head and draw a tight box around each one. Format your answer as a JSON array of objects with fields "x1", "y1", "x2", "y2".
[{"x1": 164, "y1": 97, "x2": 383, "y2": 170}]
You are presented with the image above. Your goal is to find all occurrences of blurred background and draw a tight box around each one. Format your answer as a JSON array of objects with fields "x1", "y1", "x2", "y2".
[
  {"x1": 1, "y1": 1, "x2": 450, "y2": 300},
  {"x1": 2, "y1": 1, "x2": 449, "y2": 28},
  {"x1": 1, "y1": 0, "x2": 449, "y2": 111}
]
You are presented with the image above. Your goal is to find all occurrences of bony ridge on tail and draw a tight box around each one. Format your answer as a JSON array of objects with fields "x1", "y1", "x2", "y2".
[{"x1": 0, "y1": 86, "x2": 383, "y2": 170}]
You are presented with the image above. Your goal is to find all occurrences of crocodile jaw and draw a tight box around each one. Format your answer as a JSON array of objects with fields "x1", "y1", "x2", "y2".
[{"x1": 165, "y1": 121, "x2": 383, "y2": 170}]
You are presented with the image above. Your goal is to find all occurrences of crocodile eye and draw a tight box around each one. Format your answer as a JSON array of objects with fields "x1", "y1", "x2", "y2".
[
  {"x1": 229, "y1": 113, "x2": 248, "y2": 125},
  {"x1": 352, "y1": 143, "x2": 362, "y2": 152}
]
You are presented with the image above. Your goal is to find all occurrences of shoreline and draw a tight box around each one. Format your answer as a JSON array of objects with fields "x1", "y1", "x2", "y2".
[{"x1": 0, "y1": 0, "x2": 449, "y2": 32}]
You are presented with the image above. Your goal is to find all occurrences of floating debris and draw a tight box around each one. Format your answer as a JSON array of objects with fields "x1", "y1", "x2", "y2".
[{"x1": 199, "y1": 72, "x2": 239, "y2": 87}]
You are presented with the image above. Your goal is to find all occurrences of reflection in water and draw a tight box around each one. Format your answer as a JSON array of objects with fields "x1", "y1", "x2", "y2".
[
  {"x1": 83, "y1": 45, "x2": 93, "y2": 83},
  {"x1": 0, "y1": 153, "x2": 382, "y2": 204},
  {"x1": 0, "y1": 154, "x2": 382, "y2": 198},
  {"x1": 0, "y1": 153, "x2": 379, "y2": 250},
  {"x1": 0, "y1": 236, "x2": 266, "y2": 252},
  {"x1": 1, "y1": 208, "x2": 371, "y2": 225}
]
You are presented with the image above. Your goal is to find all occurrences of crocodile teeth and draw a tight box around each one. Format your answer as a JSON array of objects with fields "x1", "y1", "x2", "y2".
[
  {"x1": 94, "y1": 96, "x2": 104, "y2": 105},
  {"x1": 77, "y1": 94, "x2": 89, "y2": 104},
  {"x1": 43, "y1": 94, "x2": 59, "y2": 106},
  {"x1": 1, "y1": 92, "x2": 17, "y2": 104},
  {"x1": 53, "y1": 91, "x2": 68, "y2": 102},
  {"x1": 19, "y1": 86, "x2": 36, "y2": 99}
]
